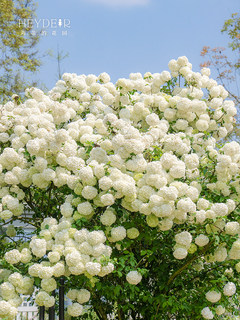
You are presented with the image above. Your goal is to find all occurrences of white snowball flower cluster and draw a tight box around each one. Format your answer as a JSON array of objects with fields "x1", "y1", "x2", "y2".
[
  {"x1": 6, "y1": 225, "x2": 16, "y2": 237},
  {"x1": 1, "y1": 56, "x2": 240, "y2": 318},
  {"x1": 201, "y1": 307, "x2": 214, "y2": 319},
  {"x1": 35, "y1": 291, "x2": 55, "y2": 307},
  {"x1": 3, "y1": 216, "x2": 113, "y2": 312},
  {"x1": 195, "y1": 234, "x2": 209, "y2": 247},
  {"x1": 30, "y1": 238, "x2": 47, "y2": 257},
  {"x1": 4, "y1": 249, "x2": 21, "y2": 265},
  {"x1": 0, "y1": 301, "x2": 18, "y2": 320},
  {"x1": 67, "y1": 288, "x2": 91, "y2": 304},
  {"x1": 41, "y1": 278, "x2": 57, "y2": 292},
  {"x1": 205, "y1": 290, "x2": 221, "y2": 303},
  {"x1": 223, "y1": 282, "x2": 236, "y2": 296},
  {"x1": 215, "y1": 305, "x2": 225, "y2": 315},
  {"x1": 100, "y1": 207, "x2": 116, "y2": 226},
  {"x1": 110, "y1": 226, "x2": 127, "y2": 242},
  {"x1": 4, "y1": 248, "x2": 31, "y2": 265},
  {"x1": 65, "y1": 288, "x2": 91, "y2": 316},
  {"x1": 202, "y1": 282, "x2": 236, "y2": 317},
  {"x1": 225, "y1": 221, "x2": 240, "y2": 235},
  {"x1": 126, "y1": 271, "x2": 142, "y2": 285},
  {"x1": 67, "y1": 303, "x2": 83, "y2": 317},
  {"x1": 173, "y1": 231, "x2": 192, "y2": 260},
  {"x1": 127, "y1": 227, "x2": 140, "y2": 239},
  {"x1": 0, "y1": 272, "x2": 33, "y2": 319},
  {"x1": 28, "y1": 218, "x2": 113, "y2": 281}
]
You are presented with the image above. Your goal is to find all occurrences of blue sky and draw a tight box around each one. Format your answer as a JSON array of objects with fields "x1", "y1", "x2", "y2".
[{"x1": 33, "y1": 0, "x2": 239, "y2": 90}]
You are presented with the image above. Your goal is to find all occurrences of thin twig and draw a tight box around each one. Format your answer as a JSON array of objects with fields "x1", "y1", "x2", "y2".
[
  {"x1": 46, "y1": 182, "x2": 53, "y2": 215},
  {"x1": 167, "y1": 242, "x2": 212, "y2": 287}
]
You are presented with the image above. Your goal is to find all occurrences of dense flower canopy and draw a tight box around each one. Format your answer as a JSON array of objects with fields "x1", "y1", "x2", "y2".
[{"x1": 0, "y1": 56, "x2": 240, "y2": 319}]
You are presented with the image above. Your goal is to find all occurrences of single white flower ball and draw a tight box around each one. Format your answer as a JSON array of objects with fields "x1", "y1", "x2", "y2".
[
  {"x1": 223, "y1": 282, "x2": 236, "y2": 296},
  {"x1": 205, "y1": 290, "x2": 221, "y2": 303},
  {"x1": 67, "y1": 303, "x2": 83, "y2": 317},
  {"x1": 126, "y1": 271, "x2": 142, "y2": 285},
  {"x1": 201, "y1": 307, "x2": 214, "y2": 319}
]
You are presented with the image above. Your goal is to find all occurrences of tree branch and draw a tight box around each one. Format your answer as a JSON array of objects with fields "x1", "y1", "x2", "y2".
[
  {"x1": 46, "y1": 182, "x2": 53, "y2": 215},
  {"x1": 117, "y1": 307, "x2": 123, "y2": 320},
  {"x1": 167, "y1": 242, "x2": 212, "y2": 287}
]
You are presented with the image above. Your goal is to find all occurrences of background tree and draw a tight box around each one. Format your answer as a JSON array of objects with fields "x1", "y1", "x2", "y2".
[
  {"x1": 222, "y1": 12, "x2": 240, "y2": 55},
  {"x1": 0, "y1": 0, "x2": 41, "y2": 103},
  {"x1": 48, "y1": 46, "x2": 69, "y2": 81},
  {"x1": 201, "y1": 12, "x2": 240, "y2": 139}
]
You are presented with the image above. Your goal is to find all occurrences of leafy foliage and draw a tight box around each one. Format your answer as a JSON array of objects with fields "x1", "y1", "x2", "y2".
[{"x1": 0, "y1": 0, "x2": 41, "y2": 103}]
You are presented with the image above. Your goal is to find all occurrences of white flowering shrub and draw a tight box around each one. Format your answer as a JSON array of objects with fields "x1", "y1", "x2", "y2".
[{"x1": 0, "y1": 56, "x2": 240, "y2": 319}]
